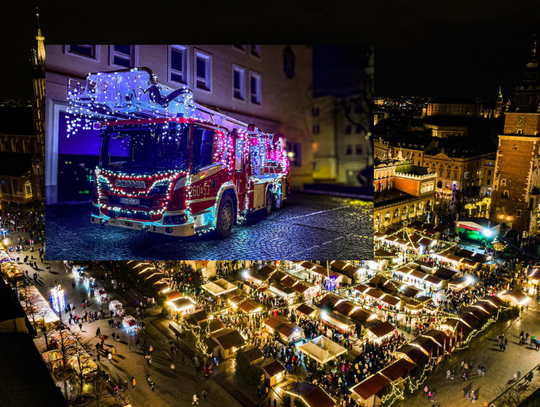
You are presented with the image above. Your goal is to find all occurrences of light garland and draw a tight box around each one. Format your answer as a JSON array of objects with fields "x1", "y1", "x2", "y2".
[{"x1": 68, "y1": 67, "x2": 290, "y2": 236}]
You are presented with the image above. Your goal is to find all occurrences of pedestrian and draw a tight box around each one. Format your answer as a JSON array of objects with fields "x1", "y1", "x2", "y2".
[
  {"x1": 192, "y1": 394, "x2": 199, "y2": 405},
  {"x1": 96, "y1": 351, "x2": 100, "y2": 362},
  {"x1": 424, "y1": 385, "x2": 429, "y2": 397},
  {"x1": 108, "y1": 352, "x2": 113, "y2": 363},
  {"x1": 79, "y1": 322, "x2": 83, "y2": 331},
  {"x1": 446, "y1": 369, "x2": 451, "y2": 379},
  {"x1": 149, "y1": 345, "x2": 153, "y2": 355},
  {"x1": 96, "y1": 327, "x2": 101, "y2": 338},
  {"x1": 131, "y1": 376, "x2": 136, "y2": 390}
]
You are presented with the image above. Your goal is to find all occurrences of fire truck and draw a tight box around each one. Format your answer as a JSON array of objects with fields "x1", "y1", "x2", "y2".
[{"x1": 67, "y1": 67, "x2": 290, "y2": 238}]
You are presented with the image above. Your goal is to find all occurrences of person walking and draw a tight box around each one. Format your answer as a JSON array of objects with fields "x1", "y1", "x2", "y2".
[
  {"x1": 131, "y1": 376, "x2": 136, "y2": 390},
  {"x1": 192, "y1": 394, "x2": 199, "y2": 405},
  {"x1": 108, "y1": 352, "x2": 113, "y2": 363},
  {"x1": 96, "y1": 327, "x2": 101, "y2": 338},
  {"x1": 424, "y1": 385, "x2": 429, "y2": 397}
]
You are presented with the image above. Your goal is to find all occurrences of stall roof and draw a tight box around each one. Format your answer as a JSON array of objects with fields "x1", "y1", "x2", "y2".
[
  {"x1": 422, "y1": 330, "x2": 451, "y2": 348},
  {"x1": 341, "y1": 264, "x2": 363, "y2": 277},
  {"x1": 351, "y1": 373, "x2": 390, "y2": 401},
  {"x1": 409, "y1": 270, "x2": 427, "y2": 279},
  {"x1": 349, "y1": 308, "x2": 375, "y2": 324},
  {"x1": 320, "y1": 310, "x2": 355, "y2": 330},
  {"x1": 380, "y1": 358, "x2": 416, "y2": 382},
  {"x1": 169, "y1": 297, "x2": 195, "y2": 312},
  {"x1": 396, "y1": 345, "x2": 429, "y2": 363},
  {"x1": 396, "y1": 267, "x2": 413, "y2": 275},
  {"x1": 481, "y1": 295, "x2": 506, "y2": 307},
  {"x1": 365, "y1": 288, "x2": 385, "y2": 299},
  {"x1": 434, "y1": 267, "x2": 459, "y2": 280},
  {"x1": 201, "y1": 279, "x2": 237, "y2": 296},
  {"x1": 318, "y1": 294, "x2": 341, "y2": 308},
  {"x1": 508, "y1": 289, "x2": 530, "y2": 305},
  {"x1": 277, "y1": 323, "x2": 301, "y2": 338},
  {"x1": 260, "y1": 265, "x2": 277, "y2": 278},
  {"x1": 380, "y1": 295, "x2": 401, "y2": 306},
  {"x1": 300, "y1": 261, "x2": 317, "y2": 270},
  {"x1": 270, "y1": 283, "x2": 295, "y2": 296},
  {"x1": 262, "y1": 359, "x2": 286, "y2": 376},
  {"x1": 264, "y1": 316, "x2": 290, "y2": 329},
  {"x1": 166, "y1": 290, "x2": 183, "y2": 301},
  {"x1": 286, "y1": 382, "x2": 335, "y2": 407},
  {"x1": 189, "y1": 309, "x2": 208, "y2": 324},
  {"x1": 368, "y1": 321, "x2": 396, "y2": 338},
  {"x1": 354, "y1": 283, "x2": 371, "y2": 294},
  {"x1": 330, "y1": 260, "x2": 349, "y2": 272},
  {"x1": 410, "y1": 336, "x2": 439, "y2": 355},
  {"x1": 292, "y1": 282, "x2": 310, "y2": 294},
  {"x1": 210, "y1": 329, "x2": 246, "y2": 350},
  {"x1": 334, "y1": 301, "x2": 356, "y2": 316},
  {"x1": 207, "y1": 319, "x2": 225, "y2": 334},
  {"x1": 244, "y1": 347, "x2": 265, "y2": 364},
  {"x1": 297, "y1": 304, "x2": 316, "y2": 316},
  {"x1": 239, "y1": 300, "x2": 263, "y2": 313},
  {"x1": 402, "y1": 286, "x2": 421, "y2": 298},
  {"x1": 424, "y1": 275, "x2": 443, "y2": 285},
  {"x1": 298, "y1": 336, "x2": 347, "y2": 364},
  {"x1": 462, "y1": 307, "x2": 490, "y2": 321}
]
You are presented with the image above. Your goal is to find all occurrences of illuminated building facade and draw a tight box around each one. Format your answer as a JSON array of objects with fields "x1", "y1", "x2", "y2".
[{"x1": 374, "y1": 157, "x2": 436, "y2": 231}]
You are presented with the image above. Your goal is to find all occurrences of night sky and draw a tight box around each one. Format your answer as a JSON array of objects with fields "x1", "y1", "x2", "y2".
[{"x1": 2, "y1": 1, "x2": 540, "y2": 102}]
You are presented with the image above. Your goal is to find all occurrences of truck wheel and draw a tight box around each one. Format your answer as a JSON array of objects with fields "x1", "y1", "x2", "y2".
[
  {"x1": 216, "y1": 194, "x2": 234, "y2": 238},
  {"x1": 265, "y1": 190, "x2": 274, "y2": 217}
]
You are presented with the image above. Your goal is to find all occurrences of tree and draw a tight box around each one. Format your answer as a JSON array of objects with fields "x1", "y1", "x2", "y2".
[
  {"x1": 495, "y1": 382, "x2": 528, "y2": 407},
  {"x1": 235, "y1": 349, "x2": 263, "y2": 386}
]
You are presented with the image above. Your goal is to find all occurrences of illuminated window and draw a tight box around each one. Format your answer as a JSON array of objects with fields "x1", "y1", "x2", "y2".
[
  {"x1": 250, "y1": 72, "x2": 261, "y2": 105},
  {"x1": 110, "y1": 45, "x2": 137, "y2": 68},
  {"x1": 66, "y1": 45, "x2": 98, "y2": 60},
  {"x1": 169, "y1": 45, "x2": 188, "y2": 85},
  {"x1": 194, "y1": 50, "x2": 212, "y2": 92},
  {"x1": 232, "y1": 65, "x2": 246, "y2": 101}
]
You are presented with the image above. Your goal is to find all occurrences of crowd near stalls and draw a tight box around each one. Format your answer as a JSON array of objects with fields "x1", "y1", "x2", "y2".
[{"x1": 365, "y1": 219, "x2": 540, "y2": 405}]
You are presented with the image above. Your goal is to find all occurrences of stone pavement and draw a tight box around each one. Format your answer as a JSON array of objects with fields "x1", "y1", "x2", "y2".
[
  {"x1": 45, "y1": 192, "x2": 373, "y2": 260},
  {"x1": 401, "y1": 302, "x2": 540, "y2": 407}
]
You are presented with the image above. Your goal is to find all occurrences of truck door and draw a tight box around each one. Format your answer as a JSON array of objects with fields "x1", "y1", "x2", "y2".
[{"x1": 234, "y1": 138, "x2": 246, "y2": 208}]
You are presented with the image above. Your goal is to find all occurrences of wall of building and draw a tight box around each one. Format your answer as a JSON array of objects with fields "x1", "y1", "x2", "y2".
[
  {"x1": 427, "y1": 102, "x2": 480, "y2": 117},
  {"x1": 45, "y1": 45, "x2": 313, "y2": 203},
  {"x1": 375, "y1": 195, "x2": 434, "y2": 231},
  {"x1": 491, "y1": 135, "x2": 540, "y2": 235}
]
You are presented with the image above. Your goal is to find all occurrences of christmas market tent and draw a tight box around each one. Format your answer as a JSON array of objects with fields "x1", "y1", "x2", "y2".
[
  {"x1": 19, "y1": 285, "x2": 60, "y2": 326},
  {"x1": 350, "y1": 373, "x2": 391, "y2": 406},
  {"x1": 201, "y1": 279, "x2": 237, "y2": 296},
  {"x1": 379, "y1": 358, "x2": 416, "y2": 382},
  {"x1": 284, "y1": 381, "x2": 336, "y2": 407},
  {"x1": 262, "y1": 359, "x2": 286, "y2": 386},
  {"x1": 298, "y1": 335, "x2": 347, "y2": 364}
]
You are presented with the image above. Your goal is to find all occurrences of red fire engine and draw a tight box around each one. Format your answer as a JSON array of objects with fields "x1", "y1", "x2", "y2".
[{"x1": 67, "y1": 67, "x2": 290, "y2": 237}]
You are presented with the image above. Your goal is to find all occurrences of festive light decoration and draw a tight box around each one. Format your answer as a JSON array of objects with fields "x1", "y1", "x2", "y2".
[
  {"x1": 50, "y1": 287, "x2": 66, "y2": 314},
  {"x1": 67, "y1": 67, "x2": 290, "y2": 236}
]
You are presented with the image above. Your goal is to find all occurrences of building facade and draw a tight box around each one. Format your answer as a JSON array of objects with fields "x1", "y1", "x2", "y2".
[
  {"x1": 491, "y1": 38, "x2": 540, "y2": 237},
  {"x1": 374, "y1": 159, "x2": 436, "y2": 231},
  {"x1": 311, "y1": 94, "x2": 372, "y2": 184},
  {"x1": 45, "y1": 45, "x2": 313, "y2": 203},
  {"x1": 426, "y1": 97, "x2": 481, "y2": 117}
]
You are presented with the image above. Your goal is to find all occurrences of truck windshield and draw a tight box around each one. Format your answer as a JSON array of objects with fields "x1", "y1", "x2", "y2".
[{"x1": 99, "y1": 123, "x2": 190, "y2": 171}]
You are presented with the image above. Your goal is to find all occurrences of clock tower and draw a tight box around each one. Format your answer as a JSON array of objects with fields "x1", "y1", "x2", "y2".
[{"x1": 491, "y1": 35, "x2": 540, "y2": 238}]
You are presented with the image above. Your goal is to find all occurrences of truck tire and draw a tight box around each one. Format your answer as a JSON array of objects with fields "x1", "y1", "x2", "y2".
[
  {"x1": 265, "y1": 190, "x2": 274, "y2": 217},
  {"x1": 216, "y1": 194, "x2": 234, "y2": 238}
]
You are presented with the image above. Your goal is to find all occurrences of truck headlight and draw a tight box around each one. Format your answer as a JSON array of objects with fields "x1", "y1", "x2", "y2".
[{"x1": 163, "y1": 215, "x2": 188, "y2": 225}]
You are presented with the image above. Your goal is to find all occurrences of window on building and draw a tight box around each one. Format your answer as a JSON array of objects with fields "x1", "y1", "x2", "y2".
[
  {"x1": 501, "y1": 179, "x2": 506, "y2": 186},
  {"x1": 250, "y1": 72, "x2": 261, "y2": 105},
  {"x1": 464, "y1": 171, "x2": 469, "y2": 179},
  {"x1": 487, "y1": 170, "x2": 491, "y2": 176},
  {"x1": 517, "y1": 209, "x2": 522, "y2": 217},
  {"x1": 487, "y1": 179, "x2": 491, "y2": 185},
  {"x1": 312, "y1": 125, "x2": 320, "y2": 134},
  {"x1": 195, "y1": 50, "x2": 212, "y2": 92},
  {"x1": 24, "y1": 182, "x2": 32, "y2": 197},
  {"x1": 169, "y1": 45, "x2": 188, "y2": 84},
  {"x1": 503, "y1": 190, "x2": 509, "y2": 198},
  {"x1": 287, "y1": 142, "x2": 303, "y2": 167},
  {"x1": 346, "y1": 125, "x2": 352, "y2": 135},
  {"x1": 312, "y1": 107, "x2": 320, "y2": 116},
  {"x1": 446, "y1": 171, "x2": 450, "y2": 178},
  {"x1": 110, "y1": 45, "x2": 135, "y2": 68},
  {"x1": 66, "y1": 45, "x2": 97, "y2": 60},
  {"x1": 250, "y1": 45, "x2": 261, "y2": 58},
  {"x1": 232, "y1": 65, "x2": 246, "y2": 101},
  {"x1": 355, "y1": 125, "x2": 362, "y2": 134},
  {"x1": 355, "y1": 145, "x2": 363, "y2": 155},
  {"x1": 346, "y1": 145, "x2": 353, "y2": 155}
]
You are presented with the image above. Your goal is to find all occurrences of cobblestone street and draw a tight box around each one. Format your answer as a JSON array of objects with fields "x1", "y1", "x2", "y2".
[{"x1": 45, "y1": 192, "x2": 373, "y2": 260}]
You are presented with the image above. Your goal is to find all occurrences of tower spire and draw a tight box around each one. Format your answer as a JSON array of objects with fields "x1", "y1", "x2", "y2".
[
  {"x1": 498, "y1": 85, "x2": 503, "y2": 101},
  {"x1": 35, "y1": 8, "x2": 45, "y2": 67}
]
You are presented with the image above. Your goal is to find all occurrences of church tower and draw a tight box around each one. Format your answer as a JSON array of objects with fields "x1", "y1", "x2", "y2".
[
  {"x1": 31, "y1": 10, "x2": 45, "y2": 206},
  {"x1": 491, "y1": 34, "x2": 540, "y2": 238},
  {"x1": 494, "y1": 86, "x2": 503, "y2": 119}
]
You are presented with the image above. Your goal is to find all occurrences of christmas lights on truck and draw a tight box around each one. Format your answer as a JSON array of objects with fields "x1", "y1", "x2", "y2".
[{"x1": 67, "y1": 67, "x2": 290, "y2": 238}]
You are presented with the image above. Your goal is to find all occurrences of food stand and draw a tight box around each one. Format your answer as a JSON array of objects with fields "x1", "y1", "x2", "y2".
[
  {"x1": 109, "y1": 300, "x2": 125, "y2": 317},
  {"x1": 123, "y1": 315, "x2": 138, "y2": 333}
]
